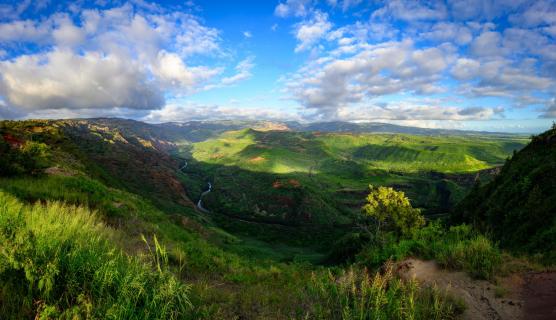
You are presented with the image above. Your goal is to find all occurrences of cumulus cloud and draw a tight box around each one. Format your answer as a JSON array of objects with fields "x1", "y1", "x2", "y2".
[
  {"x1": 0, "y1": 49, "x2": 164, "y2": 111},
  {"x1": 509, "y1": 0, "x2": 556, "y2": 27},
  {"x1": 285, "y1": 40, "x2": 455, "y2": 117},
  {"x1": 0, "y1": 2, "x2": 250, "y2": 118},
  {"x1": 294, "y1": 11, "x2": 332, "y2": 52},
  {"x1": 471, "y1": 31, "x2": 503, "y2": 56},
  {"x1": 451, "y1": 58, "x2": 481, "y2": 80},
  {"x1": 420, "y1": 22, "x2": 473, "y2": 45}
]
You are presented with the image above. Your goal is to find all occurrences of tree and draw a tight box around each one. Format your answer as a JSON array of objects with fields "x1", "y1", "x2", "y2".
[{"x1": 361, "y1": 185, "x2": 425, "y2": 239}]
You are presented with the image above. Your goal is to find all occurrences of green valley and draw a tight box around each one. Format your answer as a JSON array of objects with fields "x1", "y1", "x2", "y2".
[{"x1": 0, "y1": 118, "x2": 553, "y2": 320}]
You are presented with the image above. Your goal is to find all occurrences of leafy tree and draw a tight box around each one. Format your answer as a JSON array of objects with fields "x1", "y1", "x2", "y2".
[{"x1": 360, "y1": 185, "x2": 425, "y2": 239}]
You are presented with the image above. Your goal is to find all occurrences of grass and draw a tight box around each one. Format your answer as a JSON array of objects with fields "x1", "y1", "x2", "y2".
[
  {"x1": 306, "y1": 263, "x2": 463, "y2": 319},
  {"x1": 185, "y1": 129, "x2": 526, "y2": 225},
  {"x1": 0, "y1": 191, "x2": 191, "y2": 319},
  {"x1": 357, "y1": 222, "x2": 502, "y2": 280},
  {"x1": 0, "y1": 173, "x2": 465, "y2": 319},
  {"x1": 191, "y1": 129, "x2": 527, "y2": 174}
]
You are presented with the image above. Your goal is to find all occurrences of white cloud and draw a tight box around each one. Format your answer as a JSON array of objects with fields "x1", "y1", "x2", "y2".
[
  {"x1": 0, "y1": 49, "x2": 164, "y2": 111},
  {"x1": 285, "y1": 40, "x2": 454, "y2": 116},
  {"x1": 275, "y1": 0, "x2": 313, "y2": 18},
  {"x1": 144, "y1": 102, "x2": 299, "y2": 123},
  {"x1": 0, "y1": 19, "x2": 51, "y2": 43},
  {"x1": 220, "y1": 57, "x2": 255, "y2": 86},
  {"x1": 421, "y1": 22, "x2": 473, "y2": 45},
  {"x1": 373, "y1": 0, "x2": 448, "y2": 21},
  {"x1": 471, "y1": 31, "x2": 502, "y2": 57},
  {"x1": 152, "y1": 50, "x2": 221, "y2": 90},
  {"x1": 294, "y1": 11, "x2": 332, "y2": 52},
  {"x1": 509, "y1": 0, "x2": 556, "y2": 27},
  {"x1": 243, "y1": 30, "x2": 252, "y2": 38},
  {"x1": 52, "y1": 15, "x2": 86, "y2": 48},
  {"x1": 451, "y1": 58, "x2": 481, "y2": 80},
  {"x1": 332, "y1": 102, "x2": 503, "y2": 122},
  {"x1": 341, "y1": 0, "x2": 362, "y2": 12},
  {"x1": 0, "y1": 2, "x2": 250, "y2": 118}
]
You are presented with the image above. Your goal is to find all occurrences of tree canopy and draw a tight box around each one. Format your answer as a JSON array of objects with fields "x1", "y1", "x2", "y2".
[{"x1": 361, "y1": 185, "x2": 425, "y2": 239}]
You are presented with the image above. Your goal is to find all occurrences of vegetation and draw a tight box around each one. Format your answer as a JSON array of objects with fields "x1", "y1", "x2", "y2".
[
  {"x1": 306, "y1": 263, "x2": 462, "y2": 319},
  {"x1": 0, "y1": 118, "x2": 548, "y2": 319},
  {"x1": 360, "y1": 185, "x2": 425, "y2": 239},
  {"x1": 455, "y1": 126, "x2": 556, "y2": 263},
  {"x1": 356, "y1": 222, "x2": 502, "y2": 280},
  {"x1": 0, "y1": 192, "x2": 191, "y2": 319}
]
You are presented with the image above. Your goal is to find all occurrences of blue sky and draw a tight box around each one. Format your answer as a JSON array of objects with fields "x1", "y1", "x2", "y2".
[{"x1": 0, "y1": 0, "x2": 555, "y2": 133}]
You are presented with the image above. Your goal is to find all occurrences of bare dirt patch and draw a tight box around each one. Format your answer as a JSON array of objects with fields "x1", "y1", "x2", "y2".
[
  {"x1": 398, "y1": 258, "x2": 521, "y2": 320},
  {"x1": 44, "y1": 166, "x2": 77, "y2": 177},
  {"x1": 522, "y1": 272, "x2": 556, "y2": 320},
  {"x1": 248, "y1": 156, "x2": 266, "y2": 163}
]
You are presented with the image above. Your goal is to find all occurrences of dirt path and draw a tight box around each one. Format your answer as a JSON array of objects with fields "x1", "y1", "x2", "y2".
[
  {"x1": 398, "y1": 259, "x2": 520, "y2": 320},
  {"x1": 397, "y1": 259, "x2": 556, "y2": 320},
  {"x1": 522, "y1": 272, "x2": 556, "y2": 320}
]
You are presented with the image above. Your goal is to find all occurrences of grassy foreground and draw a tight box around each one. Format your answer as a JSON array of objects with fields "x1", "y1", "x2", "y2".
[
  {"x1": 0, "y1": 175, "x2": 465, "y2": 319},
  {"x1": 0, "y1": 191, "x2": 190, "y2": 319}
]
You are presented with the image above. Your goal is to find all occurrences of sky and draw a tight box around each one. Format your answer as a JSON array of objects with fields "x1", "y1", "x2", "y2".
[{"x1": 0, "y1": 0, "x2": 555, "y2": 133}]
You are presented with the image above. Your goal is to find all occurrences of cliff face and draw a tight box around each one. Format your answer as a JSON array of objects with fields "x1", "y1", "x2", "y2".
[{"x1": 454, "y1": 127, "x2": 556, "y2": 261}]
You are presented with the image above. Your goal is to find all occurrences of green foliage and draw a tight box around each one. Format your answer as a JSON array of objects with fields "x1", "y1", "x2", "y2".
[
  {"x1": 455, "y1": 126, "x2": 556, "y2": 263},
  {"x1": 0, "y1": 138, "x2": 50, "y2": 176},
  {"x1": 357, "y1": 222, "x2": 502, "y2": 280},
  {"x1": 361, "y1": 185, "x2": 425, "y2": 239},
  {"x1": 305, "y1": 263, "x2": 461, "y2": 319},
  {"x1": 0, "y1": 191, "x2": 191, "y2": 319},
  {"x1": 0, "y1": 118, "x2": 527, "y2": 318}
]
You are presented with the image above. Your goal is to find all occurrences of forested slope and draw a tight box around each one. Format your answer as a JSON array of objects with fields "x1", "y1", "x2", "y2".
[{"x1": 455, "y1": 125, "x2": 556, "y2": 262}]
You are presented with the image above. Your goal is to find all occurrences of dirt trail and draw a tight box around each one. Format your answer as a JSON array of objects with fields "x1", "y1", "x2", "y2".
[
  {"x1": 522, "y1": 272, "x2": 556, "y2": 320},
  {"x1": 398, "y1": 259, "x2": 556, "y2": 320}
]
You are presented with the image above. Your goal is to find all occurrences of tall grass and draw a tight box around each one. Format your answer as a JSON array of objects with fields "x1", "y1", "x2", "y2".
[
  {"x1": 305, "y1": 263, "x2": 462, "y2": 319},
  {"x1": 357, "y1": 222, "x2": 502, "y2": 280},
  {"x1": 0, "y1": 191, "x2": 191, "y2": 319}
]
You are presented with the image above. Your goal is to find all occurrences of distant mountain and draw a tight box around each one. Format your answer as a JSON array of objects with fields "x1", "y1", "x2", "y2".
[
  {"x1": 454, "y1": 125, "x2": 556, "y2": 262},
  {"x1": 156, "y1": 119, "x2": 516, "y2": 137},
  {"x1": 53, "y1": 118, "x2": 517, "y2": 142},
  {"x1": 286, "y1": 121, "x2": 514, "y2": 136}
]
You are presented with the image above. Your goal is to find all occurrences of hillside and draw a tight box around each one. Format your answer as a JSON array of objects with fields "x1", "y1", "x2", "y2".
[
  {"x1": 2, "y1": 118, "x2": 551, "y2": 319},
  {"x1": 455, "y1": 125, "x2": 556, "y2": 262},
  {"x1": 0, "y1": 118, "x2": 472, "y2": 319},
  {"x1": 186, "y1": 128, "x2": 527, "y2": 224}
]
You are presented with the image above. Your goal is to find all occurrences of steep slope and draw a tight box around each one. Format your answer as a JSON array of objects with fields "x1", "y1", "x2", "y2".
[
  {"x1": 0, "y1": 119, "x2": 466, "y2": 319},
  {"x1": 454, "y1": 126, "x2": 556, "y2": 262}
]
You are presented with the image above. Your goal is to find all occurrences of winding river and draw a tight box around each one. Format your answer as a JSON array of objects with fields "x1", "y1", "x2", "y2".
[{"x1": 179, "y1": 160, "x2": 212, "y2": 213}]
